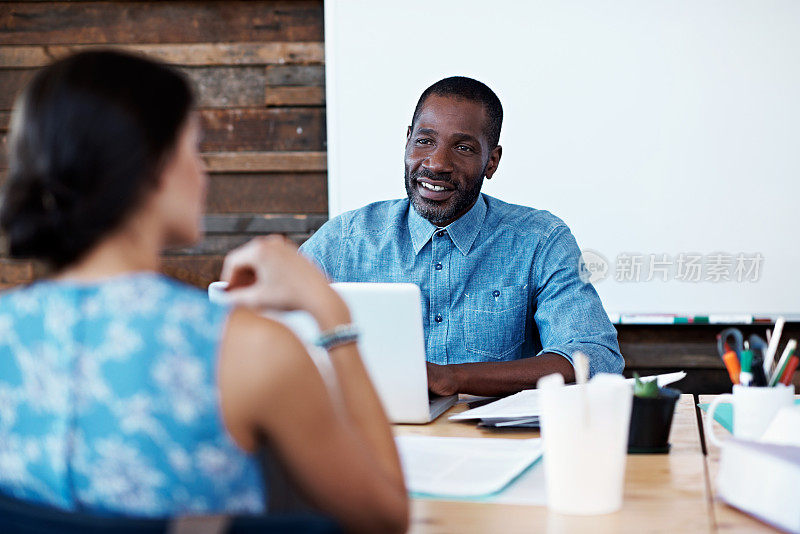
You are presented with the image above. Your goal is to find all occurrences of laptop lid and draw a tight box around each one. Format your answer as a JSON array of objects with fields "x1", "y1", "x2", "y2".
[
  {"x1": 331, "y1": 283, "x2": 433, "y2": 423},
  {"x1": 209, "y1": 280, "x2": 436, "y2": 423}
]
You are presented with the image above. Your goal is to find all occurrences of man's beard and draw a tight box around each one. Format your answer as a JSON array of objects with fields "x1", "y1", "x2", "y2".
[{"x1": 404, "y1": 166, "x2": 485, "y2": 226}]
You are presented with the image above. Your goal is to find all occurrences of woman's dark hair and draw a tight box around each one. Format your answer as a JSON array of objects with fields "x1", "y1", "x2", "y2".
[{"x1": 0, "y1": 49, "x2": 194, "y2": 269}]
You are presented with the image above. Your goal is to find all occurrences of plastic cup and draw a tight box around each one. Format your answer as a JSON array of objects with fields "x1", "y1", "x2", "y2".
[{"x1": 539, "y1": 373, "x2": 632, "y2": 515}]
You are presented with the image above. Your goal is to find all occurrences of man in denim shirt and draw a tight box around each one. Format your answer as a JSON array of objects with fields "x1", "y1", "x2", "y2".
[{"x1": 300, "y1": 77, "x2": 623, "y2": 396}]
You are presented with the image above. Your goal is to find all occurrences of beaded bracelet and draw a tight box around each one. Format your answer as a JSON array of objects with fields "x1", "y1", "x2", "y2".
[{"x1": 314, "y1": 323, "x2": 360, "y2": 351}]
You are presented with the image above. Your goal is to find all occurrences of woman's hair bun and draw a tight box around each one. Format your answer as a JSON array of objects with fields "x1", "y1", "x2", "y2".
[{"x1": 0, "y1": 49, "x2": 194, "y2": 269}]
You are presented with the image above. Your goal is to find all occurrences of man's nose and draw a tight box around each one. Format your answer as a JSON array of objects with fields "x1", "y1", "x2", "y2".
[{"x1": 423, "y1": 146, "x2": 454, "y2": 174}]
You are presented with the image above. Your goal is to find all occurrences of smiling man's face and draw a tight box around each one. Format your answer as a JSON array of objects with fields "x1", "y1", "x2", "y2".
[{"x1": 404, "y1": 94, "x2": 501, "y2": 227}]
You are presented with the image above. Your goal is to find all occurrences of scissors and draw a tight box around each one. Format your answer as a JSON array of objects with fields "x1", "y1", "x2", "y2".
[{"x1": 717, "y1": 328, "x2": 743, "y2": 358}]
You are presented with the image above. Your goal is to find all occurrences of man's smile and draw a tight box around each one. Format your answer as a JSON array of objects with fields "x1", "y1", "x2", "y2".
[{"x1": 416, "y1": 177, "x2": 455, "y2": 202}]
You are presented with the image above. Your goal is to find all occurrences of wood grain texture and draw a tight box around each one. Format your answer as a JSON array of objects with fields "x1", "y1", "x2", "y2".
[
  {"x1": 182, "y1": 67, "x2": 267, "y2": 108},
  {"x1": 159, "y1": 255, "x2": 224, "y2": 289},
  {"x1": 206, "y1": 173, "x2": 327, "y2": 214},
  {"x1": 265, "y1": 65, "x2": 324, "y2": 86},
  {"x1": 0, "y1": 133, "x2": 7, "y2": 170},
  {"x1": 0, "y1": 42, "x2": 324, "y2": 68},
  {"x1": 0, "y1": 2, "x2": 323, "y2": 45},
  {"x1": 0, "y1": 259, "x2": 38, "y2": 286},
  {"x1": 265, "y1": 86, "x2": 325, "y2": 107},
  {"x1": 203, "y1": 213, "x2": 327, "y2": 233},
  {"x1": 199, "y1": 108, "x2": 325, "y2": 152},
  {"x1": 0, "y1": 67, "x2": 327, "y2": 110},
  {"x1": 0, "y1": 69, "x2": 35, "y2": 110},
  {"x1": 202, "y1": 151, "x2": 327, "y2": 172}
]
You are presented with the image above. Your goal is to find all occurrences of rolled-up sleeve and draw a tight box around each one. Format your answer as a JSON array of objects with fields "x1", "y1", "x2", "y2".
[{"x1": 531, "y1": 224, "x2": 624, "y2": 376}]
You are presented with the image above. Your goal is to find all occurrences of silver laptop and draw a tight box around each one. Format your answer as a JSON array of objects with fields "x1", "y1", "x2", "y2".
[
  {"x1": 331, "y1": 282, "x2": 457, "y2": 424},
  {"x1": 209, "y1": 281, "x2": 456, "y2": 423}
]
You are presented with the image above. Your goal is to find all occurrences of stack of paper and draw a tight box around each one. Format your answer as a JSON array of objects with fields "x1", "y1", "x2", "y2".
[
  {"x1": 450, "y1": 372, "x2": 686, "y2": 427},
  {"x1": 395, "y1": 435, "x2": 542, "y2": 497},
  {"x1": 717, "y1": 439, "x2": 800, "y2": 532}
]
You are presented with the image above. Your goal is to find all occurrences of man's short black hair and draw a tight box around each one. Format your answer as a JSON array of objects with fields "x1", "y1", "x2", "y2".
[{"x1": 411, "y1": 76, "x2": 503, "y2": 148}]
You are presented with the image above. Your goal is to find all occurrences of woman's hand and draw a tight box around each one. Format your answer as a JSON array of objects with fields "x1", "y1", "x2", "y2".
[{"x1": 220, "y1": 236, "x2": 350, "y2": 329}]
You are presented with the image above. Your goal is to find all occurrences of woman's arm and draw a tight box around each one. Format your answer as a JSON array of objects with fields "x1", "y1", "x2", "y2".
[{"x1": 217, "y1": 237, "x2": 408, "y2": 533}]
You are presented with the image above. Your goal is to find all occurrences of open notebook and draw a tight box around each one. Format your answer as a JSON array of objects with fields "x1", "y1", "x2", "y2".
[{"x1": 395, "y1": 436, "x2": 542, "y2": 497}]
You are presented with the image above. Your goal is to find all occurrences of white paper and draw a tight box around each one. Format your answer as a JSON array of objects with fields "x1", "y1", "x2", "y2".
[
  {"x1": 450, "y1": 372, "x2": 686, "y2": 421},
  {"x1": 395, "y1": 436, "x2": 542, "y2": 497}
]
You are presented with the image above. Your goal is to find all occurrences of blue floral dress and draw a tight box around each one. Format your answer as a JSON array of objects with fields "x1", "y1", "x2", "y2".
[{"x1": 0, "y1": 273, "x2": 265, "y2": 516}]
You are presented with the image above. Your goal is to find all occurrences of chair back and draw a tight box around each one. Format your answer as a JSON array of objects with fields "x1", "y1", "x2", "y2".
[{"x1": 0, "y1": 492, "x2": 341, "y2": 534}]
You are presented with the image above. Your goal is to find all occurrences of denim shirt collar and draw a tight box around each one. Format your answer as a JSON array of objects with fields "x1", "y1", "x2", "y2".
[{"x1": 408, "y1": 194, "x2": 487, "y2": 256}]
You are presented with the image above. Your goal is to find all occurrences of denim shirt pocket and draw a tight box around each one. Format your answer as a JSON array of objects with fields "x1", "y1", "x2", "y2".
[{"x1": 464, "y1": 285, "x2": 527, "y2": 360}]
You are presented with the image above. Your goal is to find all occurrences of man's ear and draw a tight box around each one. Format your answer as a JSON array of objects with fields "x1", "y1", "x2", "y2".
[
  {"x1": 484, "y1": 145, "x2": 503, "y2": 180},
  {"x1": 406, "y1": 125, "x2": 412, "y2": 140}
]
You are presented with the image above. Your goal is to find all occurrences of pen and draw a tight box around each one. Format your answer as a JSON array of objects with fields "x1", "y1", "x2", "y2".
[
  {"x1": 769, "y1": 339, "x2": 796, "y2": 387},
  {"x1": 763, "y1": 317, "x2": 786, "y2": 377},
  {"x1": 739, "y1": 341, "x2": 753, "y2": 387}
]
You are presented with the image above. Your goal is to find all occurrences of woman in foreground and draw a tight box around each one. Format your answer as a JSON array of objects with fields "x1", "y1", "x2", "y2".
[{"x1": 0, "y1": 50, "x2": 407, "y2": 533}]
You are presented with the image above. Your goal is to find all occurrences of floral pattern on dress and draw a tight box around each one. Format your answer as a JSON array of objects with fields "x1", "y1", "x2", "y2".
[{"x1": 0, "y1": 273, "x2": 265, "y2": 516}]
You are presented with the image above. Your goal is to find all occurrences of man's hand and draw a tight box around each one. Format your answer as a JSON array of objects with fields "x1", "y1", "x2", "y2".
[
  {"x1": 425, "y1": 354, "x2": 576, "y2": 397},
  {"x1": 426, "y1": 362, "x2": 459, "y2": 396}
]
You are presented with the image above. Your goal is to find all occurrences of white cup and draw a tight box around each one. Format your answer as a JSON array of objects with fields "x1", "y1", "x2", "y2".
[
  {"x1": 538, "y1": 373, "x2": 632, "y2": 515},
  {"x1": 705, "y1": 384, "x2": 795, "y2": 447},
  {"x1": 208, "y1": 280, "x2": 230, "y2": 304}
]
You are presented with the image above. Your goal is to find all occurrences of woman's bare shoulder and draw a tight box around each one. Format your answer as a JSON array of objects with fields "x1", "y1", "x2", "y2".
[{"x1": 217, "y1": 306, "x2": 319, "y2": 451}]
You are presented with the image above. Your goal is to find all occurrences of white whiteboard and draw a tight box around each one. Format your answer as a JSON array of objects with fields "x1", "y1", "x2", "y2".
[{"x1": 324, "y1": 0, "x2": 800, "y2": 319}]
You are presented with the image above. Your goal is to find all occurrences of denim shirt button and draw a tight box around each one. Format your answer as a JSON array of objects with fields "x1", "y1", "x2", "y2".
[
  {"x1": 435, "y1": 263, "x2": 443, "y2": 271},
  {"x1": 492, "y1": 290, "x2": 501, "y2": 297},
  {"x1": 435, "y1": 314, "x2": 443, "y2": 323},
  {"x1": 436, "y1": 230, "x2": 446, "y2": 237}
]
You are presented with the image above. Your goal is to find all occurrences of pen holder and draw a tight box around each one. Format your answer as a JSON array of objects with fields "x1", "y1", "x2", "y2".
[{"x1": 627, "y1": 387, "x2": 681, "y2": 454}]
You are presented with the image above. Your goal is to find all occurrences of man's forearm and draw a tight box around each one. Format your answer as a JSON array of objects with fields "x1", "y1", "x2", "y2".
[{"x1": 431, "y1": 353, "x2": 576, "y2": 397}]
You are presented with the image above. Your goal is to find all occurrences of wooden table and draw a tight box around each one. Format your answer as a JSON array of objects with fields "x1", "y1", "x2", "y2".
[
  {"x1": 698, "y1": 394, "x2": 783, "y2": 533},
  {"x1": 394, "y1": 394, "x2": 713, "y2": 534}
]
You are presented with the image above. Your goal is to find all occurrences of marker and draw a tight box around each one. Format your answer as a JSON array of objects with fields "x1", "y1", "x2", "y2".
[
  {"x1": 739, "y1": 342, "x2": 754, "y2": 387},
  {"x1": 716, "y1": 333, "x2": 741, "y2": 385},
  {"x1": 722, "y1": 350, "x2": 741, "y2": 385},
  {"x1": 750, "y1": 349, "x2": 769, "y2": 387},
  {"x1": 779, "y1": 355, "x2": 799, "y2": 386},
  {"x1": 769, "y1": 339, "x2": 796, "y2": 387}
]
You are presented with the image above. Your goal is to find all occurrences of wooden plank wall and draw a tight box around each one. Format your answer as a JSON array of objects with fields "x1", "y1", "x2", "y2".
[
  {"x1": 1, "y1": 1, "x2": 797, "y2": 393},
  {"x1": 0, "y1": 1, "x2": 328, "y2": 289}
]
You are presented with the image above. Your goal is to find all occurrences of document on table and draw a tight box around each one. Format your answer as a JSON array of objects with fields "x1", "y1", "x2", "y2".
[
  {"x1": 449, "y1": 371, "x2": 686, "y2": 423},
  {"x1": 395, "y1": 436, "x2": 542, "y2": 497}
]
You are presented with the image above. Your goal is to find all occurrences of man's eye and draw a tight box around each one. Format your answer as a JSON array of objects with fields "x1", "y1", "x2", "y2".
[
  {"x1": 456, "y1": 145, "x2": 474, "y2": 152},
  {"x1": 416, "y1": 138, "x2": 433, "y2": 145}
]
